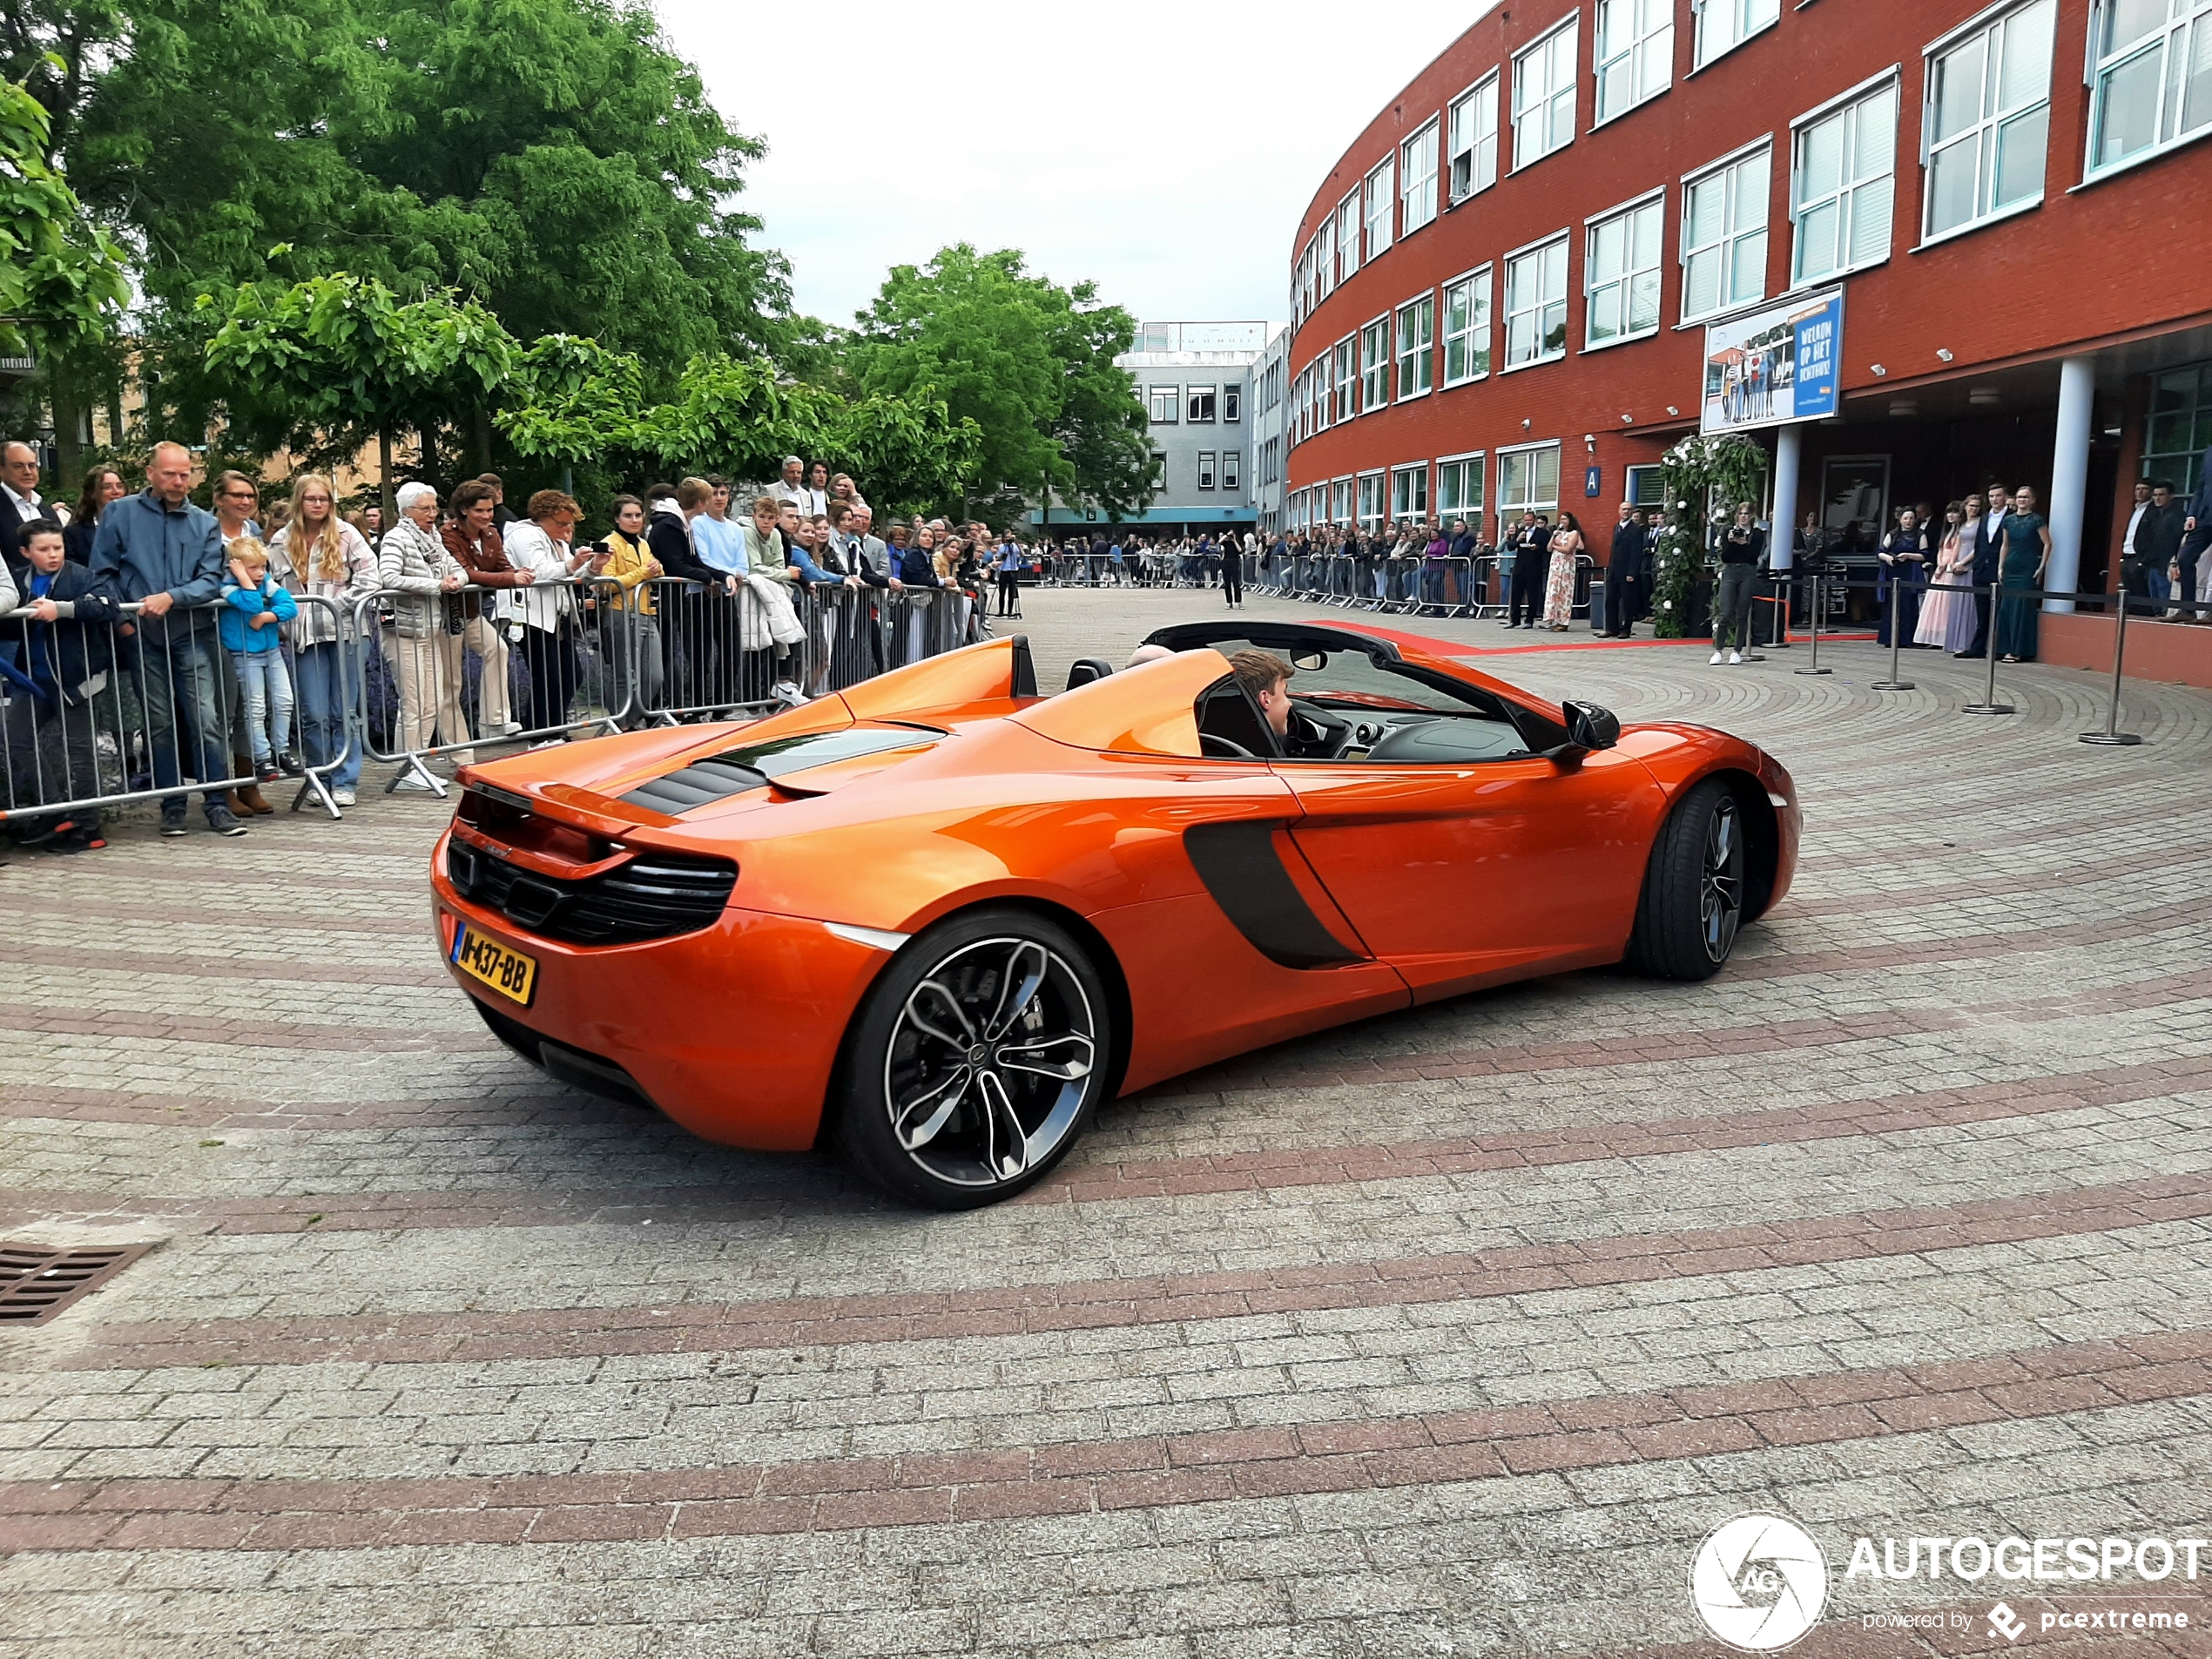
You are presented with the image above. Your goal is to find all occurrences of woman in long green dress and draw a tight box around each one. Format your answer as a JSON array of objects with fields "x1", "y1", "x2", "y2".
[{"x1": 1996, "y1": 483, "x2": 2051, "y2": 662}]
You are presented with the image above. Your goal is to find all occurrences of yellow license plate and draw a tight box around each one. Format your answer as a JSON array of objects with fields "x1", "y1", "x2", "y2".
[{"x1": 452, "y1": 924, "x2": 538, "y2": 1006}]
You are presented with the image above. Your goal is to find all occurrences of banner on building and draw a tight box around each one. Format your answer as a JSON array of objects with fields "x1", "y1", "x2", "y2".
[{"x1": 1699, "y1": 289, "x2": 1844, "y2": 434}]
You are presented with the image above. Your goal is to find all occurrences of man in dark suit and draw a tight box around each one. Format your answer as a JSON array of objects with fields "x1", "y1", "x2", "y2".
[
  {"x1": 1957, "y1": 489, "x2": 2003, "y2": 657},
  {"x1": 2129, "y1": 480, "x2": 2187, "y2": 616},
  {"x1": 1, "y1": 440, "x2": 55, "y2": 588},
  {"x1": 1602, "y1": 500, "x2": 1646, "y2": 637},
  {"x1": 1509, "y1": 513, "x2": 1549, "y2": 628}
]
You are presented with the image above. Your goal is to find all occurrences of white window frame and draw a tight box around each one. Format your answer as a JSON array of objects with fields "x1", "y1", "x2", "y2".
[
  {"x1": 1332, "y1": 476, "x2": 1356, "y2": 524},
  {"x1": 1595, "y1": 0, "x2": 1675, "y2": 127},
  {"x1": 1224, "y1": 385, "x2": 1242, "y2": 422},
  {"x1": 1364, "y1": 155, "x2": 1397, "y2": 261},
  {"x1": 1356, "y1": 471, "x2": 1386, "y2": 531},
  {"x1": 1317, "y1": 215, "x2": 1338, "y2": 299},
  {"x1": 1197, "y1": 451, "x2": 1217, "y2": 491},
  {"x1": 1583, "y1": 190, "x2": 1665, "y2": 351},
  {"x1": 1394, "y1": 293, "x2": 1435, "y2": 401},
  {"x1": 1391, "y1": 462, "x2": 1430, "y2": 522},
  {"x1": 1512, "y1": 16, "x2": 1581, "y2": 170},
  {"x1": 1148, "y1": 385, "x2": 1178, "y2": 424},
  {"x1": 1400, "y1": 118, "x2": 1440, "y2": 234},
  {"x1": 1497, "y1": 441, "x2": 1563, "y2": 515},
  {"x1": 2086, "y1": 0, "x2": 2212, "y2": 181},
  {"x1": 1359, "y1": 315, "x2": 1391, "y2": 412},
  {"x1": 1332, "y1": 334, "x2": 1357, "y2": 424},
  {"x1": 1680, "y1": 139, "x2": 1772, "y2": 324},
  {"x1": 1337, "y1": 188, "x2": 1364, "y2": 283},
  {"x1": 1224, "y1": 450, "x2": 1241, "y2": 492},
  {"x1": 1436, "y1": 450, "x2": 1487, "y2": 522},
  {"x1": 1186, "y1": 384, "x2": 1218, "y2": 424},
  {"x1": 1919, "y1": 2, "x2": 2057, "y2": 246},
  {"x1": 1447, "y1": 71, "x2": 1501, "y2": 203},
  {"x1": 1441, "y1": 265, "x2": 1494, "y2": 387},
  {"x1": 1502, "y1": 233, "x2": 1571, "y2": 371},
  {"x1": 1791, "y1": 71, "x2": 1899, "y2": 286},
  {"x1": 1692, "y1": 0, "x2": 1781, "y2": 71}
]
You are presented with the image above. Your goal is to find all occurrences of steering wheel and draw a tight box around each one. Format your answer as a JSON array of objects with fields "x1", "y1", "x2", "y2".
[
  {"x1": 1199, "y1": 733, "x2": 1257, "y2": 759},
  {"x1": 1287, "y1": 699, "x2": 1352, "y2": 759}
]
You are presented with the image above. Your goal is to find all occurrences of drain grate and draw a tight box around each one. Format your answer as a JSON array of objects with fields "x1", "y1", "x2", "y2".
[{"x1": 0, "y1": 1242, "x2": 151, "y2": 1325}]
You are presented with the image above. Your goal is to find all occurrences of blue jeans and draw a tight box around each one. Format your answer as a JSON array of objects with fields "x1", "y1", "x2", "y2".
[
  {"x1": 294, "y1": 639, "x2": 361, "y2": 789},
  {"x1": 1422, "y1": 562, "x2": 1447, "y2": 605},
  {"x1": 2147, "y1": 566, "x2": 2172, "y2": 604},
  {"x1": 137, "y1": 620, "x2": 231, "y2": 811},
  {"x1": 233, "y1": 648, "x2": 293, "y2": 764}
]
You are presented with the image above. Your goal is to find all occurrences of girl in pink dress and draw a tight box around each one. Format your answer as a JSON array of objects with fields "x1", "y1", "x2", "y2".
[
  {"x1": 1542, "y1": 512, "x2": 1586, "y2": 631},
  {"x1": 1913, "y1": 502, "x2": 1979, "y2": 652}
]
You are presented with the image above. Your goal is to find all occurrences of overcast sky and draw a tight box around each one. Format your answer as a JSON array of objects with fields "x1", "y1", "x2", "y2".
[{"x1": 658, "y1": 0, "x2": 1491, "y2": 332}]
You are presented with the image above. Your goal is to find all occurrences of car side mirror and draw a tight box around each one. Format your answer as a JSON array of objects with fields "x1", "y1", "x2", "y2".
[{"x1": 1559, "y1": 700, "x2": 1621, "y2": 754}]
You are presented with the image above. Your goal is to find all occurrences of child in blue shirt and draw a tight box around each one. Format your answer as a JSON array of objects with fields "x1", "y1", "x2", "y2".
[{"x1": 219, "y1": 538, "x2": 300, "y2": 781}]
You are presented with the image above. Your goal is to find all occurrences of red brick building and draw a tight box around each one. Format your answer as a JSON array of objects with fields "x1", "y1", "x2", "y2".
[{"x1": 1280, "y1": 0, "x2": 2212, "y2": 618}]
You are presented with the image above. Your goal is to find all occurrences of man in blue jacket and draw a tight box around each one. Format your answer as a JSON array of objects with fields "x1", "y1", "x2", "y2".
[{"x1": 89, "y1": 441, "x2": 246, "y2": 836}]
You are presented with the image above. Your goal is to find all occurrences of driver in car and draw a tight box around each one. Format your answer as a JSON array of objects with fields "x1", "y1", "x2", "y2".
[{"x1": 1228, "y1": 649, "x2": 1295, "y2": 745}]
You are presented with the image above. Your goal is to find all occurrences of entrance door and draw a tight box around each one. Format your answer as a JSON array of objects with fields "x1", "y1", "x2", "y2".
[{"x1": 1821, "y1": 455, "x2": 1890, "y2": 620}]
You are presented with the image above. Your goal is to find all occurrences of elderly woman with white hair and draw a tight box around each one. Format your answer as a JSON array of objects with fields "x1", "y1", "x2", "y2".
[{"x1": 377, "y1": 481, "x2": 471, "y2": 782}]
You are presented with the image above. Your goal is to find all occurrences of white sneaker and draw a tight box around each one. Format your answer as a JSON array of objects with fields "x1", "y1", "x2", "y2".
[
  {"x1": 1729, "y1": 651, "x2": 1743, "y2": 665},
  {"x1": 771, "y1": 680, "x2": 808, "y2": 707},
  {"x1": 1710, "y1": 651, "x2": 1725, "y2": 664},
  {"x1": 529, "y1": 738, "x2": 564, "y2": 752},
  {"x1": 499, "y1": 721, "x2": 524, "y2": 737},
  {"x1": 332, "y1": 789, "x2": 356, "y2": 806}
]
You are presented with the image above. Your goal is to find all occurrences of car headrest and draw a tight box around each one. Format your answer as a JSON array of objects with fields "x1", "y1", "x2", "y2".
[{"x1": 1065, "y1": 658, "x2": 1114, "y2": 691}]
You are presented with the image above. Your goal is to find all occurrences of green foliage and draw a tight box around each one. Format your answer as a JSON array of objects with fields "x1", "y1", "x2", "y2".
[
  {"x1": 820, "y1": 391, "x2": 980, "y2": 522},
  {"x1": 850, "y1": 245, "x2": 1152, "y2": 520},
  {"x1": 67, "y1": 0, "x2": 789, "y2": 375},
  {"x1": 0, "y1": 72, "x2": 129, "y2": 355},
  {"x1": 495, "y1": 334, "x2": 646, "y2": 464},
  {"x1": 1650, "y1": 434, "x2": 1770, "y2": 637},
  {"x1": 202, "y1": 272, "x2": 519, "y2": 475}
]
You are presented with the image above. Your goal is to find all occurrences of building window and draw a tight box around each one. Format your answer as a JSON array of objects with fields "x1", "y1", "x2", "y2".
[
  {"x1": 1224, "y1": 450, "x2": 1241, "y2": 491},
  {"x1": 1695, "y1": 0, "x2": 1780, "y2": 69},
  {"x1": 1442, "y1": 266, "x2": 1493, "y2": 385},
  {"x1": 1357, "y1": 472, "x2": 1386, "y2": 531},
  {"x1": 1317, "y1": 218, "x2": 1337, "y2": 300},
  {"x1": 2145, "y1": 361, "x2": 2212, "y2": 496},
  {"x1": 1795, "y1": 80, "x2": 1897, "y2": 281},
  {"x1": 1391, "y1": 463, "x2": 1429, "y2": 522},
  {"x1": 1498, "y1": 443, "x2": 1562, "y2": 514},
  {"x1": 1596, "y1": 0, "x2": 1674, "y2": 124},
  {"x1": 1448, "y1": 72, "x2": 1501, "y2": 202},
  {"x1": 1400, "y1": 119, "x2": 1440, "y2": 234},
  {"x1": 1332, "y1": 478, "x2": 1355, "y2": 523},
  {"x1": 2089, "y1": 0, "x2": 2212, "y2": 176},
  {"x1": 1150, "y1": 452, "x2": 1168, "y2": 493},
  {"x1": 1682, "y1": 145, "x2": 1770, "y2": 320},
  {"x1": 1197, "y1": 452, "x2": 1217, "y2": 491},
  {"x1": 1926, "y1": 2, "x2": 2056, "y2": 239},
  {"x1": 1395, "y1": 294, "x2": 1435, "y2": 400},
  {"x1": 1625, "y1": 463, "x2": 1667, "y2": 508},
  {"x1": 1148, "y1": 385, "x2": 1178, "y2": 424},
  {"x1": 1513, "y1": 17, "x2": 1580, "y2": 169},
  {"x1": 1224, "y1": 386, "x2": 1242, "y2": 422},
  {"x1": 1332, "y1": 335, "x2": 1357, "y2": 423},
  {"x1": 1365, "y1": 155, "x2": 1396, "y2": 261},
  {"x1": 1187, "y1": 385, "x2": 1217, "y2": 423},
  {"x1": 1437, "y1": 454, "x2": 1486, "y2": 521},
  {"x1": 1337, "y1": 188, "x2": 1363, "y2": 283},
  {"x1": 1359, "y1": 317, "x2": 1390, "y2": 410},
  {"x1": 1585, "y1": 196, "x2": 1664, "y2": 347},
  {"x1": 1504, "y1": 235, "x2": 1570, "y2": 368}
]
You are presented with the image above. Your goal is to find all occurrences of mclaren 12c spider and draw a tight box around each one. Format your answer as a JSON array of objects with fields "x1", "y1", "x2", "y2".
[{"x1": 431, "y1": 620, "x2": 1800, "y2": 1207}]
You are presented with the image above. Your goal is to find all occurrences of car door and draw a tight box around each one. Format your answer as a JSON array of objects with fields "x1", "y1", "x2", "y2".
[{"x1": 1277, "y1": 735, "x2": 1656, "y2": 1001}]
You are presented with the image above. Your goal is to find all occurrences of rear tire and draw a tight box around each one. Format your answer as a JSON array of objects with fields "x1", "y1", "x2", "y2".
[
  {"x1": 835, "y1": 907, "x2": 1109, "y2": 1210},
  {"x1": 1624, "y1": 778, "x2": 1745, "y2": 981}
]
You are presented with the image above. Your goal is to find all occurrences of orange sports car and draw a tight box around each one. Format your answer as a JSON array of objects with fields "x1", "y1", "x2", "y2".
[{"x1": 431, "y1": 621, "x2": 1800, "y2": 1207}]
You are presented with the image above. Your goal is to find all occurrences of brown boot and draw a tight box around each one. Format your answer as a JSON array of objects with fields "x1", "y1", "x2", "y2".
[{"x1": 233, "y1": 759, "x2": 274, "y2": 815}]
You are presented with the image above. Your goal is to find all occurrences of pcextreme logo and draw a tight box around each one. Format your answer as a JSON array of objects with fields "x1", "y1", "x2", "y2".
[{"x1": 1689, "y1": 1514, "x2": 1829, "y2": 1652}]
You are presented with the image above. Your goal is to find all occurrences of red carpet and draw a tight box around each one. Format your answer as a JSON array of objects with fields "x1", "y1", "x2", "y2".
[{"x1": 1341, "y1": 623, "x2": 1880, "y2": 658}]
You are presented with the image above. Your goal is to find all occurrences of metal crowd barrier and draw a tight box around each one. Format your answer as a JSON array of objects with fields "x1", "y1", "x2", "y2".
[{"x1": 1, "y1": 592, "x2": 354, "y2": 833}]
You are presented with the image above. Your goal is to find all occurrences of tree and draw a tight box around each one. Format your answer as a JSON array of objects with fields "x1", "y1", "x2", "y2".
[
  {"x1": 850, "y1": 245, "x2": 1153, "y2": 521},
  {"x1": 821, "y1": 392, "x2": 979, "y2": 523},
  {"x1": 203, "y1": 272, "x2": 518, "y2": 520},
  {"x1": 0, "y1": 73, "x2": 128, "y2": 358},
  {"x1": 67, "y1": 0, "x2": 792, "y2": 381}
]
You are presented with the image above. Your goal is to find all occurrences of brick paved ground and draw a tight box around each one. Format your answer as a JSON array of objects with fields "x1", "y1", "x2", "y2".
[{"x1": 3, "y1": 586, "x2": 2209, "y2": 1657}]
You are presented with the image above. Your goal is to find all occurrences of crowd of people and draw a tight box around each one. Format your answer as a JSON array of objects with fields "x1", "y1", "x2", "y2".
[{"x1": 0, "y1": 442, "x2": 1015, "y2": 853}]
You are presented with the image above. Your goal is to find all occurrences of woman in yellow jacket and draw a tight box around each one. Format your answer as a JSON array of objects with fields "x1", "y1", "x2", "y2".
[{"x1": 591, "y1": 494, "x2": 663, "y2": 726}]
